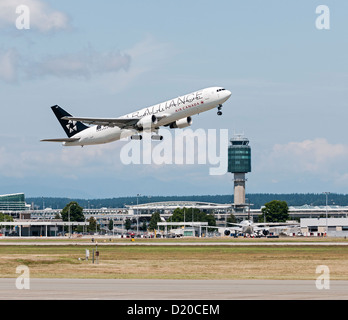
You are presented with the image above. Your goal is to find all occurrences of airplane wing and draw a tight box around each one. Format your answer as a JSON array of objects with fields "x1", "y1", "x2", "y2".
[
  {"x1": 253, "y1": 222, "x2": 299, "y2": 227},
  {"x1": 226, "y1": 222, "x2": 246, "y2": 227},
  {"x1": 62, "y1": 115, "x2": 169, "y2": 129},
  {"x1": 41, "y1": 138, "x2": 80, "y2": 143},
  {"x1": 209, "y1": 226, "x2": 241, "y2": 231},
  {"x1": 62, "y1": 116, "x2": 140, "y2": 129}
]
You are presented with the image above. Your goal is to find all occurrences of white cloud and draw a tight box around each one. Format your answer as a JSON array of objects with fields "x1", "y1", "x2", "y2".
[
  {"x1": 28, "y1": 46, "x2": 131, "y2": 79},
  {"x1": 0, "y1": 47, "x2": 131, "y2": 83},
  {"x1": 0, "y1": 34, "x2": 173, "y2": 86},
  {"x1": 103, "y1": 35, "x2": 175, "y2": 93},
  {"x1": 270, "y1": 139, "x2": 348, "y2": 173},
  {"x1": 0, "y1": 137, "x2": 125, "y2": 179},
  {"x1": 257, "y1": 138, "x2": 348, "y2": 188},
  {"x1": 0, "y1": 0, "x2": 70, "y2": 32},
  {"x1": 0, "y1": 48, "x2": 18, "y2": 82}
]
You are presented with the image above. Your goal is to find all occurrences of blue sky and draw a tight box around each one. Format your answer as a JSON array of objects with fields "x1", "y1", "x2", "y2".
[{"x1": 0, "y1": 0, "x2": 348, "y2": 199}]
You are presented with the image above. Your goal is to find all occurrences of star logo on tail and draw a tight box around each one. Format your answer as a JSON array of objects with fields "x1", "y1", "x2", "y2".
[{"x1": 66, "y1": 120, "x2": 77, "y2": 133}]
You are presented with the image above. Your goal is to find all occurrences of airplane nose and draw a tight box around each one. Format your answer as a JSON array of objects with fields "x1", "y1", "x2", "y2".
[{"x1": 225, "y1": 90, "x2": 232, "y2": 99}]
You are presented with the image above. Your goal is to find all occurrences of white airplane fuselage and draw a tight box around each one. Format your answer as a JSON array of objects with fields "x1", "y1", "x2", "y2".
[
  {"x1": 63, "y1": 87, "x2": 231, "y2": 146},
  {"x1": 240, "y1": 220, "x2": 254, "y2": 235}
]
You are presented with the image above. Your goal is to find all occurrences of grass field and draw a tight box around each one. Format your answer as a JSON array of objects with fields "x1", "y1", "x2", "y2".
[
  {"x1": 1, "y1": 235, "x2": 348, "y2": 243},
  {"x1": 1, "y1": 237, "x2": 348, "y2": 280}
]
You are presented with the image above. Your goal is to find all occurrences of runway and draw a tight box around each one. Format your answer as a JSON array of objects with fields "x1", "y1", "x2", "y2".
[
  {"x1": 1, "y1": 241, "x2": 348, "y2": 246},
  {"x1": 1, "y1": 279, "x2": 348, "y2": 300}
]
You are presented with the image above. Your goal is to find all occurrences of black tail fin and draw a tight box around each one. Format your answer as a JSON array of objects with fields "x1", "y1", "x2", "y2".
[{"x1": 51, "y1": 105, "x2": 89, "y2": 138}]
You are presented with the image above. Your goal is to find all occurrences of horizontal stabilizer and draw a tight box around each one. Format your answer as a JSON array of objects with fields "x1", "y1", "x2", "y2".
[{"x1": 41, "y1": 138, "x2": 80, "y2": 143}]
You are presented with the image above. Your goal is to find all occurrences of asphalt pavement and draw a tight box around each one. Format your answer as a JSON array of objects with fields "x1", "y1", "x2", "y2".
[{"x1": 1, "y1": 279, "x2": 347, "y2": 300}]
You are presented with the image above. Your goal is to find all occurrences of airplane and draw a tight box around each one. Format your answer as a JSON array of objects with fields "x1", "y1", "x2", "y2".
[
  {"x1": 214, "y1": 220, "x2": 300, "y2": 237},
  {"x1": 41, "y1": 87, "x2": 232, "y2": 147}
]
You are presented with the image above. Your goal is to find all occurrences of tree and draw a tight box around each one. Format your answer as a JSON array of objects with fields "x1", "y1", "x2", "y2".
[
  {"x1": 108, "y1": 219, "x2": 114, "y2": 231},
  {"x1": 125, "y1": 218, "x2": 132, "y2": 231},
  {"x1": 148, "y1": 212, "x2": 161, "y2": 231},
  {"x1": 60, "y1": 202, "x2": 84, "y2": 233},
  {"x1": 226, "y1": 213, "x2": 237, "y2": 224},
  {"x1": 0, "y1": 213, "x2": 14, "y2": 222},
  {"x1": 260, "y1": 200, "x2": 289, "y2": 222},
  {"x1": 0, "y1": 213, "x2": 13, "y2": 233},
  {"x1": 87, "y1": 217, "x2": 99, "y2": 233},
  {"x1": 61, "y1": 202, "x2": 84, "y2": 222},
  {"x1": 141, "y1": 220, "x2": 147, "y2": 232},
  {"x1": 168, "y1": 208, "x2": 216, "y2": 227}
]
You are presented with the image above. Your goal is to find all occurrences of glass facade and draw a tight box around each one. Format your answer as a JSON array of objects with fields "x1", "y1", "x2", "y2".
[
  {"x1": 228, "y1": 145, "x2": 251, "y2": 173},
  {"x1": 0, "y1": 193, "x2": 26, "y2": 211}
]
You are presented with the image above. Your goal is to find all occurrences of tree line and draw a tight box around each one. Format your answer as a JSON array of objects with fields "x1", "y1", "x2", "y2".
[
  {"x1": 57, "y1": 200, "x2": 291, "y2": 234},
  {"x1": 27, "y1": 193, "x2": 348, "y2": 210}
]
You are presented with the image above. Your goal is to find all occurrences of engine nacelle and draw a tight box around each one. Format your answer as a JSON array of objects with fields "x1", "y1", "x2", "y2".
[
  {"x1": 262, "y1": 229, "x2": 269, "y2": 236},
  {"x1": 169, "y1": 117, "x2": 193, "y2": 129},
  {"x1": 224, "y1": 229, "x2": 231, "y2": 236},
  {"x1": 136, "y1": 115, "x2": 158, "y2": 130}
]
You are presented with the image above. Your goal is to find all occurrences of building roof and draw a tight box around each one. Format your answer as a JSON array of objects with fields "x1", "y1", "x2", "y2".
[
  {"x1": 300, "y1": 218, "x2": 348, "y2": 227},
  {"x1": 127, "y1": 201, "x2": 231, "y2": 210},
  {"x1": 289, "y1": 205, "x2": 348, "y2": 212},
  {"x1": 0, "y1": 193, "x2": 25, "y2": 197}
]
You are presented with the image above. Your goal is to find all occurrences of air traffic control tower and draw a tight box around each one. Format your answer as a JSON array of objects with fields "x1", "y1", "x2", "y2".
[{"x1": 228, "y1": 134, "x2": 251, "y2": 213}]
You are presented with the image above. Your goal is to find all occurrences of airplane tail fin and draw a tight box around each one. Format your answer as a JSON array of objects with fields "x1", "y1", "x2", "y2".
[{"x1": 51, "y1": 105, "x2": 89, "y2": 138}]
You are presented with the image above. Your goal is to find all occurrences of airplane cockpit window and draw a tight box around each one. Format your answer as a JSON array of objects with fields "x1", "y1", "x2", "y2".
[{"x1": 217, "y1": 88, "x2": 226, "y2": 92}]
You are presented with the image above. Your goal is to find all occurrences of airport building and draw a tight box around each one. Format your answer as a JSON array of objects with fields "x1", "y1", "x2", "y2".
[
  {"x1": 300, "y1": 218, "x2": 348, "y2": 237},
  {"x1": 0, "y1": 193, "x2": 28, "y2": 212},
  {"x1": 2, "y1": 192, "x2": 348, "y2": 237},
  {"x1": 157, "y1": 222, "x2": 209, "y2": 237},
  {"x1": 0, "y1": 220, "x2": 89, "y2": 237}
]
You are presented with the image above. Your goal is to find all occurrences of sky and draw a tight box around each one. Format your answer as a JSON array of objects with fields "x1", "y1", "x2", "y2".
[{"x1": 0, "y1": 0, "x2": 347, "y2": 199}]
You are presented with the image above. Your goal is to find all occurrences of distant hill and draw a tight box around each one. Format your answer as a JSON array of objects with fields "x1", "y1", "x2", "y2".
[{"x1": 26, "y1": 193, "x2": 348, "y2": 210}]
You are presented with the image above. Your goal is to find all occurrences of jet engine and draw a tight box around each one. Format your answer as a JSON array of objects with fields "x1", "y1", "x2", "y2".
[
  {"x1": 169, "y1": 117, "x2": 192, "y2": 129},
  {"x1": 262, "y1": 229, "x2": 269, "y2": 236},
  {"x1": 224, "y1": 229, "x2": 231, "y2": 236},
  {"x1": 136, "y1": 115, "x2": 158, "y2": 130}
]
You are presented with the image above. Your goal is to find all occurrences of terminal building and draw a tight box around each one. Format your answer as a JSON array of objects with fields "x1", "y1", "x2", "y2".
[
  {"x1": 0, "y1": 220, "x2": 89, "y2": 237},
  {"x1": 0, "y1": 193, "x2": 28, "y2": 212},
  {"x1": 2, "y1": 190, "x2": 348, "y2": 237},
  {"x1": 301, "y1": 218, "x2": 348, "y2": 237}
]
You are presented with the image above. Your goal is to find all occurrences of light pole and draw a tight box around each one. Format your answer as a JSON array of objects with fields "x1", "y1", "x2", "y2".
[
  {"x1": 137, "y1": 194, "x2": 141, "y2": 235},
  {"x1": 68, "y1": 203, "x2": 77, "y2": 238},
  {"x1": 68, "y1": 205, "x2": 71, "y2": 237},
  {"x1": 323, "y1": 192, "x2": 330, "y2": 236}
]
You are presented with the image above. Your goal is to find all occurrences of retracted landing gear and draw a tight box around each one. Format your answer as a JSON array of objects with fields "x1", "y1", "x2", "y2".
[
  {"x1": 130, "y1": 134, "x2": 163, "y2": 141},
  {"x1": 151, "y1": 135, "x2": 163, "y2": 141},
  {"x1": 217, "y1": 104, "x2": 223, "y2": 116}
]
